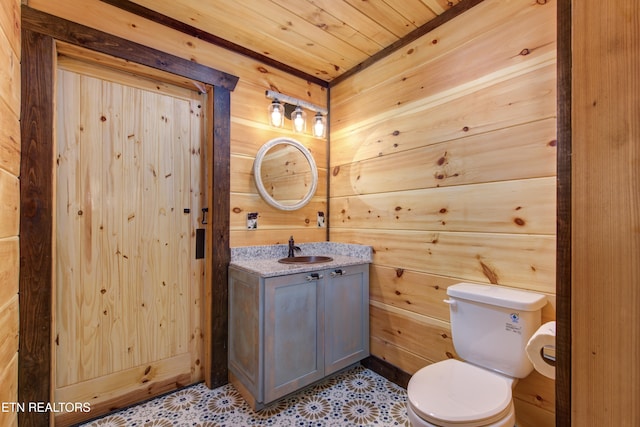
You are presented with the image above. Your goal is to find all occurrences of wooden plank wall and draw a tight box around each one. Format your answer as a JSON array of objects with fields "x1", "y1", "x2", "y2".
[
  {"x1": 25, "y1": 0, "x2": 328, "y2": 251},
  {"x1": 0, "y1": 0, "x2": 20, "y2": 425},
  {"x1": 329, "y1": 0, "x2": 557, "y2": 426},
  {"x1": 572, "y1": 1, "x2": 640, "y2": 425}
]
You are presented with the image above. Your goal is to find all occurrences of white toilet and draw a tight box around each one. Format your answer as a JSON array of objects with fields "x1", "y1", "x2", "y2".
[{"x1": 406, "y1": 283, "x2": 546, "y2": 427}]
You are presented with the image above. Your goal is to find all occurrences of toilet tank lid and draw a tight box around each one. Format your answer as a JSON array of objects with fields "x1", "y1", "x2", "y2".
[{"x1": 447, "y1": 283, "x2": 546, "y2": 311}]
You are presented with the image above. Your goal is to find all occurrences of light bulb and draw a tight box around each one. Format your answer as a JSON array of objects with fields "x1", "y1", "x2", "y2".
[
  {"x1": 312, "y1": 112, "x2": 325, "y2": 138},
  {"x1": 268, "y1": 100, "x2": 284, "y2": 128},
  {"x1": 292, "y1": 106, "x2": 306, "y2": 133}
]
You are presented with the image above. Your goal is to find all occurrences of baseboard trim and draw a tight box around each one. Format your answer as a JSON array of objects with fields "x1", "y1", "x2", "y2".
[{"x1": 361, "y1": 356, "x2": 411, "y2": 389}]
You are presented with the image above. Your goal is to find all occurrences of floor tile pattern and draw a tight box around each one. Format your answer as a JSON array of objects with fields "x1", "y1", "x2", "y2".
[{"x1": 81, "y1": 365, "x2": 410, "y2": 426}]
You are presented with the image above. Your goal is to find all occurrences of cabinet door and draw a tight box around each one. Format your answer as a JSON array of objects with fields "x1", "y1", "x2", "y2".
[
  {"x1": 264, "y1": 272, "x2": 324, "y2": 403},
  {"x1": 325, "y1": 264, "x2": 370, "y2": 374},
  {"x1": 228, "y1": 267, "x2": 262, "y2": 401}
]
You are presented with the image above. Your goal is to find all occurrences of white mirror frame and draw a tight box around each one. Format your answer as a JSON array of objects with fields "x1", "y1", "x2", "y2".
[{"x1": 253, "y1": 137, "x2": 318, "y2": 211}]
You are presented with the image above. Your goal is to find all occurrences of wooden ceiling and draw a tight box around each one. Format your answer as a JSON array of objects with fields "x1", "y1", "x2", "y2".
[{"x1": 102, "y1": 0, "x2": 481, "y2": 86}]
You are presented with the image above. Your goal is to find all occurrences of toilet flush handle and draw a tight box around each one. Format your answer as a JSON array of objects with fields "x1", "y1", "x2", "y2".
[{"x1": 443, "y1": 299, "x2": 457, "y2": 310}]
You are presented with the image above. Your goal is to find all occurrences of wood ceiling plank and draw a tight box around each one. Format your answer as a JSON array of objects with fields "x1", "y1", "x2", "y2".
[
  {"x1": 132, "y1": 0, "x2": 360, "y2": 79},
  {"x1": 419, "y1": 0, "x2": 460, "y2": 15},
  {"x1": 344, "y1": 0, "x2": 418, "y2": 37},
  {"x1": 308, "y1": 0, "x2": 398, "y2": 48},
  {"x1": 219, "y1": 0, "x2": 367, "y2": 60},
  {"x1": 269, "y1": 0, "x2": 382, "y2": 56},
  {"x1": 382, "y1": 0, "x2": 437, "y2": 26}
]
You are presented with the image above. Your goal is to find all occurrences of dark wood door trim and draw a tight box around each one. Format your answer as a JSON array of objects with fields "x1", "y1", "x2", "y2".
[
  {"x1": 556, "y1": 0, "x2": 572, "y2": 425},
  {"x1": 19, "y1": 27, "x2": 55, "y2": 427},
  {"x1": 19, "y1": 6, "x2": 234, "y2": 425},
  {"x1": 209, "y1": 86, "x2": 231, "y2": 387}
]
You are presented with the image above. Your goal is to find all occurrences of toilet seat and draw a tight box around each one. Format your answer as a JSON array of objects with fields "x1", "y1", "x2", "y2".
[{"x1": 407, "y1": 359, "x2": 513, "y2": 427}]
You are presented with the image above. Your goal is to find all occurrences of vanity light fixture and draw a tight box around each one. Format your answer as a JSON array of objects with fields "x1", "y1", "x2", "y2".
[{"x1": 265, "y1": 90, "x2": 328, "y2": 138}]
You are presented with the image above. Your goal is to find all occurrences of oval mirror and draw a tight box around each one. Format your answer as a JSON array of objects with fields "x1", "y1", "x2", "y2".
[{"x1": 253, "y1": 137, "x2": 318, "y2": 211}]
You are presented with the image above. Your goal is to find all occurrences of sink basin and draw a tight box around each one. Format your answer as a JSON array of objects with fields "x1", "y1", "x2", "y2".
[{"x1": 278, "y1": 256, "x2": 333, "y2": 264}]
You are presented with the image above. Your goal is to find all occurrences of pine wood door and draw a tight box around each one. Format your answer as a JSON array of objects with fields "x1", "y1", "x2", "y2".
[{"x1": 54, "y1": 59, "x2": 207, "y2": 425}]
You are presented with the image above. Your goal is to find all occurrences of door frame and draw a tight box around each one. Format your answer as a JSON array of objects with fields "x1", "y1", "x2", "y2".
[
  {"x1": 555, "y1": 0, "x2": 571, "y2": 425},
  {"x1": 19, "y1": 6, "x2": 237, "y2": 425}
]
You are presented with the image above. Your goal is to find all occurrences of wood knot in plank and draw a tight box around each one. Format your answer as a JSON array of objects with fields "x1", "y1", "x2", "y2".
[{"x1": 477, "y1": 256, "x2": 499, "y2": 284}]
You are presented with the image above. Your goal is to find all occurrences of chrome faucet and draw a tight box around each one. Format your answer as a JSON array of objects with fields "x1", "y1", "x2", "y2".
[{"x1": 288, "y1": 236, "x2": 301, "y2": 258}]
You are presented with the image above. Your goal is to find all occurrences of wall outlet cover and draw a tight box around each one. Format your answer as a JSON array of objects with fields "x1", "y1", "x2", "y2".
[{"x1": 247, "y1": 212, "x2": 258, "y2": 229}]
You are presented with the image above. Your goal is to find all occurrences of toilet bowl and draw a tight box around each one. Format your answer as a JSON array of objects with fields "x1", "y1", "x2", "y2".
[{"x1": 407, "y1": 359, "x2": 516, "y2": 427}]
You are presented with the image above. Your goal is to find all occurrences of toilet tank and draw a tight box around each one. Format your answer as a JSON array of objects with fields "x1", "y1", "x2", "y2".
[{"x1": 446, "y1": 283, "x2": 546, "y2": 378}]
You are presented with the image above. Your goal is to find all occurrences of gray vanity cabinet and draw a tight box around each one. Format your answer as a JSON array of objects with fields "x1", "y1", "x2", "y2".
[{"x1": 228, "y1": 263, "x2": 369, "y2": 409}]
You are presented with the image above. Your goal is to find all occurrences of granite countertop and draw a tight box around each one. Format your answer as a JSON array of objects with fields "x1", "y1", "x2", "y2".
[{"x1": 230, "y1": 242, "x2": 372, "y2": 277}]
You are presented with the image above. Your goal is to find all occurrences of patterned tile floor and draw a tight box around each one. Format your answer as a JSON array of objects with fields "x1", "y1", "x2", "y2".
[{"x1": 81, "y1": 365, "x2": 410, "y2": 426}]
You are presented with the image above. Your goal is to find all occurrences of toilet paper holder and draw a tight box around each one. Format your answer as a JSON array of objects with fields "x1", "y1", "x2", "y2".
[{"x1": 540, "y1": 344, "x2": 556, "y2": 366}]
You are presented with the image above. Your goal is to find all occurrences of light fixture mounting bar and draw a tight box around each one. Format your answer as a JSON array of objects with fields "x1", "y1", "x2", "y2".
[{"x1": 265, "y1": 90, "x2": 328, "y2": 115}]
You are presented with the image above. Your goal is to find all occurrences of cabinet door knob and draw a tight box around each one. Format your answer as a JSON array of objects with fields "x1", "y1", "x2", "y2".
[
  {"x1": 330, "y1": 269, "x2": 345, "y2": 277},
  {"x1": 306, "y1": 273, "x2": 324, "y2": 281}
]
